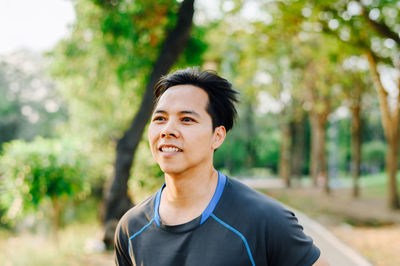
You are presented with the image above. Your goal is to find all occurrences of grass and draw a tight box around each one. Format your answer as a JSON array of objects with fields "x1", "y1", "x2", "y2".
[
  {"x1": 359, "y1": 172, "x2": 400, "y2": 197},
  {"x1": 262, "y1": 172, "x2": 400, "y2": 226},
  {"x1": 0, "y1": 197, "x2": 114, "y2": 266},
  {"x1": 330, "y1": 172, "x2": 400, "y2": 198},
  {"x1": 290, "y1": 171, "x2": 400, "y2": 197},
  {"x1": 0, "y1": 219, "x2": 113, "y2": 266}
]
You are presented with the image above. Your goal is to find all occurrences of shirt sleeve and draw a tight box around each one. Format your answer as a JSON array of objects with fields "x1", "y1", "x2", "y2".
[
  {"x1": 114, "y1": 218, "x2": 132, "y2": 266},
  {"x1": 266, "y1": 205, "x2": 320, "y2": 266}
]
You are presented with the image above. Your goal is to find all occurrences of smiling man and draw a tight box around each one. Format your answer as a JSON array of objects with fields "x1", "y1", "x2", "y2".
[{"x1": 114, "y1": 68, "x2": 325, "y2": 266}]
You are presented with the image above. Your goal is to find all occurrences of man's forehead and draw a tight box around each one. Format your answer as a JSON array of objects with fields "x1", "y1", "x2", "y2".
[
  {"x1": 156, "y1": 84, "x2": 209, "y2": 109},
  {"x1": 163, "y1": 84, "x2": 207, "y2": 96}
]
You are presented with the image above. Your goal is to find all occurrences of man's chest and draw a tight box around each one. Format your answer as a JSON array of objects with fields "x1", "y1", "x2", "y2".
[{"x1": 129, "y1": 224, "x2": 256, "y2": 266}]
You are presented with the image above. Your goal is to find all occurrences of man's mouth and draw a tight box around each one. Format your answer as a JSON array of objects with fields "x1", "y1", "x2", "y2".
[{"x1": 159, "y1": 145, "x2": 183, "y2": 152}]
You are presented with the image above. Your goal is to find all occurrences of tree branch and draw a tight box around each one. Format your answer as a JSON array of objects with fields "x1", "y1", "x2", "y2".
[
  {"x1": 357, "y1": 0, "x2": 400, "y2": 45},
  {"x1": 365, "y1": 50, "x2": 394, "y2": 140}
]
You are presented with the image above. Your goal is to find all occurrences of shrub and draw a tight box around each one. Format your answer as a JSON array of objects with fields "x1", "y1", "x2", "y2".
[
  {"x1": 0, "y1": 137, "x2": 90, "y2": 234},
  {"x1": 361, "y1": 140, "x2": 386, "y2": 174}
]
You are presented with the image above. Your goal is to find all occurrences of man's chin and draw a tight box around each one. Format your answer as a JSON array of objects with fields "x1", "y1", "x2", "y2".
[{"x1": 160, "y1": 166, "x2": 184, "y2": 176}]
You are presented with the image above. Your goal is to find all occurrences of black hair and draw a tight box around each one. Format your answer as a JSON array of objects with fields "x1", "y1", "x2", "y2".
[{"x1": 153, "y1": 67, "x2": 239, "y2": 132}]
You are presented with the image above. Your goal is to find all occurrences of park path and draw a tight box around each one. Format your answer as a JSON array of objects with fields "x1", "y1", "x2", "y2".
[{"x1": 238, "y1": 177, "x2": 374, "y2": 266}]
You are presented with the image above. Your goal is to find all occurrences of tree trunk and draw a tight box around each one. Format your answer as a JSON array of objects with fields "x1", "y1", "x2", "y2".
[
  {"x1": 310, "y1": 113, "x2": 319, "y2": 186},
  {"x1": 51, "y1": 197, "x2": 61, "y2": 247},
  {"x1": 317, "y1": 118, "x2": 329, "y2": 193},
  {"x1": 102, "y1": 0, "x2": 195, "y2": 247},
  {"x1": 244, "y1": 103, "x2": 256, "y2": 169},
  {"x1": 350, "y1": 105, "x2": 362, "y2": 198},
  {"x1": 366, "y1": 51, "x2": 400, "y2": 209},
  {"x1": 279, "y1": 120, "x2": 291, "y2": 187},
  {"x1": 290, "y1": 116, "x2": 307, "y2": 178},
  {"x1": 310, "y1": 112, "x2": 329, "y2": 192},
  {"x1": 387, "y1": 137, "x2": 400, "y2": 208}
]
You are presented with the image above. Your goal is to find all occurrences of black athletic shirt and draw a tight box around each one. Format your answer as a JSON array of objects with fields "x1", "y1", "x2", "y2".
[{"x1": 115, "y1": 172, "x2": 320, "y2": 266}]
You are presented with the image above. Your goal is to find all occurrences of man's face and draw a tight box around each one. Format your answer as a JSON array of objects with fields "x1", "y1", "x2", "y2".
[{"x1": 148, "y1": 84, "x2": 225, "y2": 176}]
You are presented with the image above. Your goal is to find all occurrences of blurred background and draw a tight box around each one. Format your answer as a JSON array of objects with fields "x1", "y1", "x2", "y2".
[{"x1": 0, "y1": 0, "x2": 399, "y2": 265}]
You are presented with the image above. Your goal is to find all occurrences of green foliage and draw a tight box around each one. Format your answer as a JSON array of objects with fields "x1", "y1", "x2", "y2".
[
  {"x1": 255, "y1": 129, "x2": 280, "y2": 172},
  {"x1": 362, "y1": 140, "x2": 387, "y2": 173},
  {"x1": 214, "y1": 110, "x2": 281, "y2": 175},
  {"x1": 177, "y1": 25, "x2": 209, "y2": 67},
  {"x1": 129, "y1": 134, "x2": 164, "y2": 203},
  {"x1": 45, "y1": 0, "x2": 398, "y2": 190},
  {"x1": 50, "y1": 0, "x2": 206, "y2": 145},
  {"x1": 49, "y1": 0, "x2": 209, "y2": 204},
  {"x1": 0, "y1": 137, "x2": 90, "y2": 226},
  {"x1": 214, "y1": 136, "x2": 248, "y2": 174},
  {"x1": 330, "y1": 118, "x2": 351, "y2": 172},
  {"x1": 0, "y1": 52, "x2": 67, "y2": 149},
  {"x1": 50, "y1": 0, "x2": 145, "y2": 144}
]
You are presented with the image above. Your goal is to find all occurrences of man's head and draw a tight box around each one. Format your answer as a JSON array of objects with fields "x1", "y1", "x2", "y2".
[
  {"x1": 153, "y1": 67, "x2": 239, "y2": 132},
  {"x1": 148, "y1": 68, "x2": 238, "y2": 175}
]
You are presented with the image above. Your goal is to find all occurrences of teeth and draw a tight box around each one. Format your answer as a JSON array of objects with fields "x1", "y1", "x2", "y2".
[{"x1": 161, "y1": 147, "x2": 180, "y2": 152}]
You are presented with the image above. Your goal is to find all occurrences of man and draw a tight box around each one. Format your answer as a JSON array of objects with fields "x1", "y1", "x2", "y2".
[{"x1": 115, "y1": 68, "x2": 326, "y2": 265}]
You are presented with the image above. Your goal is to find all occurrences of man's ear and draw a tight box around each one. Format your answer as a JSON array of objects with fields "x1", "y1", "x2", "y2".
[{"x1": 212, "y1": 126, "x2": 226, "y2": 150}]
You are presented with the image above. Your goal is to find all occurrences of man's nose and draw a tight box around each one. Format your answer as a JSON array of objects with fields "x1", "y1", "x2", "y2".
[{"x1": 161, "y1": 120, "x2": 179, "y2": 138}]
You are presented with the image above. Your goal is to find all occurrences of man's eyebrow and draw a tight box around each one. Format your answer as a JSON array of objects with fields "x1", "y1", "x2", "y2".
[
  {"x1": 180, "y1": 110, "x2": 200, "y2": 118},
  {"x1": 153, "y1": 110, "x2": 200, "y2": 118},
  {"x1": 154, "y1": 110, "x2": 167, "y2": 114}
]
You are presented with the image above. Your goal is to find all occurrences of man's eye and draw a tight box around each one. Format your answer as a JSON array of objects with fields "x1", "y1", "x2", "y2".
[
  {"x1": 153, "y1": 116, "x2": 166, "y2": 121},
  {"x1": 182, "y1": 117, "x2": 194, "y2": 122}
]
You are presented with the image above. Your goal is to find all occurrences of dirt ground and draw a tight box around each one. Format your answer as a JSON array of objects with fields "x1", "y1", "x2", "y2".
[
  {"x1": 265, "y1": 187, "x2": 400, "y2": 266},
  {"x1": 331, "y1": 224, "x2": 400, "y2": 266}
]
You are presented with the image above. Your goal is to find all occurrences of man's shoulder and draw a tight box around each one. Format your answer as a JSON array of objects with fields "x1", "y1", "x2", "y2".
[
  {"x1": 226, "y1": 177, "x2": 284, "y2": 210},
  {"x1": 114, "y1": 192, "x2": 157, "y2": 260},
  {"x1": 117, "y1": 192, "x2": 156, "y2": 232},
  {"x1": 220, "y1": 177, "x2": 294, "y2": 223}
]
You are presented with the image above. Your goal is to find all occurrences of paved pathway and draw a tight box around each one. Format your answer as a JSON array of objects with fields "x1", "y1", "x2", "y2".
[{"x1": 238, "y1": 177, "x2": 374, "y2": 266}]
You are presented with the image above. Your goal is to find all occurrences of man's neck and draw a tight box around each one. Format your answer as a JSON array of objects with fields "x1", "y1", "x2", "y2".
[{"x1": 159, "y1": 167, "x2": 219, "y2": 225}]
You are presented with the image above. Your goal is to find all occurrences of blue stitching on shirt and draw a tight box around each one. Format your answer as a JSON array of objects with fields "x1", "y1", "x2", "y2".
[
  {"x1": 154, "y1": 185, "x2": 165, "y2": 227},
  {"x1": 128, "y1": 219, "x2": 154, "y2": 260},
  {"x1": 200, "y1": 171, "x2": 226, "y2": 224},
  {"x1": 211, "y1": 213, "x2": 256, "y2": 266}
]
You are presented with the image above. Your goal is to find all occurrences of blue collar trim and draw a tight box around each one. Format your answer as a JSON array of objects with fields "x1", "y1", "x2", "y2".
[
  {"x1": 153, "y1": 171, "x2": 227, "y2": 227},
  {"x1": 200, "y1": 171, "x2": 226, "y2": 224},
  {"x1": 154, "y1": 183, "x2": 164, "y2": 227}
]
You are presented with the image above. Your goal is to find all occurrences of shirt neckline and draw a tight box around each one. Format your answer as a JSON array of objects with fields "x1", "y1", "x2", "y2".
[{"x1": 153, "y1": 171, "x2": 227, "y2": 231}]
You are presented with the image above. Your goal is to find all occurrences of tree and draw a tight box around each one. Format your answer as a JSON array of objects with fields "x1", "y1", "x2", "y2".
[
  {"x1": 366, "y1": 50, "x2": 400, "y2": 208},
  {"x1": 313, "y1": 0, "x2": 400, "y2": 208},
  {"x1": 303, "y1": 54, "x2": 333, "y2": 193},
  {"x1": 51, "y1": 0, "x2": 197, "y2": 246},
  {"x1": 201, "y1": 1, "x2": 302, "y2": 181},
  {"x1": 102, "y1": 0, "x2": 195, "y2": 246},
  {"x1": 360, "y1": 1, "x2": 400, "y2": 208},
  {"x1": 259, "y1": 1, "x2": 346, "y2": 191},
  {"x1": 0, "y1": 137, "x2": 90, "y2": 240},
  {"x1": 338, "y1": 59, "x2": 372, "y2": 197}
]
